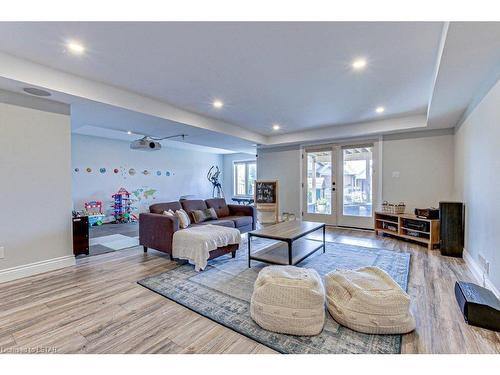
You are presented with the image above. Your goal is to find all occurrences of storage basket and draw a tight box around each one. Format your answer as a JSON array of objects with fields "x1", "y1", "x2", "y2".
[{"x1": 381, "y1": 201, "x2": 406, "y2": 214}]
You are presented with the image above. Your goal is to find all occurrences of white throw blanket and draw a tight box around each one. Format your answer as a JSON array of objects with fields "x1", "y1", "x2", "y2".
[{"x1": 172, "y1": 224, "x2": 241, "y2": 271}]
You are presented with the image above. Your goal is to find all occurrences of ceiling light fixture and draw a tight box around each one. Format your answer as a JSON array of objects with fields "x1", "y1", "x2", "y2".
[
  {"x1": 67, "y1": 41, "x2": 85, "y2": 55},
  {"x1": 272, "y1": 124, "x2": 280, "y2": 131},
  {"x1": 212, "y1": 100, "x2": 224, "y2": 109},
  {"x1": 352, "y1": 58, "x2": 367, "y2": 70},
  {"x1": 375, "y1": 106, "x2": 385, "y2": 113},
  {"x1": 127, "y1": 131, "x2": 133, "y2": 135}
]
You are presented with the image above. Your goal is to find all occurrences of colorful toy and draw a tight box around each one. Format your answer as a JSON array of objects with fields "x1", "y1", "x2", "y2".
[
  {"x1": 83, "y1": 201, "x2": 105, "y2": 226},
  {"x1": 84, "y1": 201, "x2": 103, "y2": 215},
  {"x1": 112, "y1": 188, "x2": 135, "y2": 223}
]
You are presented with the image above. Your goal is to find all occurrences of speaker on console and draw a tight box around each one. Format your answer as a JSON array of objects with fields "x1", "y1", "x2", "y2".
[{"x1": 439, "y1": 201, "x2": 464, "y2": 257}]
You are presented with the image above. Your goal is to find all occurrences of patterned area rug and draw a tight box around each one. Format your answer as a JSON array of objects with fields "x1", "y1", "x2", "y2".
[{"x1": 138, "y1": 239, "x2": 411, "y2": 354}]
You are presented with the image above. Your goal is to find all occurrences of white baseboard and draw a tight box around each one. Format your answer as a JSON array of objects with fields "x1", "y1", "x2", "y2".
[
  {"x1": 463, "y1": 249, "x2": 500, "y2": 298},
  {"x1": 0, "y1": 255, "x2": 76, "y2": 284}
]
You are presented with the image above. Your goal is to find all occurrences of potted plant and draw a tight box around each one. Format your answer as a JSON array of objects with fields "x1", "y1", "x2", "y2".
[{"x1": 316, "y1": 198, "x2": 328, "y2": 214}]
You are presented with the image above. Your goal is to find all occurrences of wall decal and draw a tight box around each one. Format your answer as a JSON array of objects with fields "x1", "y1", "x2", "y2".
[
  {"x1": 99, "y1": 167, "x2": 106, "y2": 174},
  {"x1": 114, "y1": 168, "x2": 119, "y2": 174},
  {"x1": 74, "y1": 168, "x2": 79, "y2": 173},
  {"x1": 132, "y1": 187, "x2": 158, "y2": 211},
  {"x1": 166, "y1": 171, "x2": 171, "y2": 176},
  {"x1": 86, "y1": 167, "x2": 92, "y2": 173},
  {"x1": 128, "y1": 168, "x2": 136, "y2": 176},
  {"x1": 142, "y1": 170, "x2": 149, "y2": 175},
  {"x1": 156, "y1": 170, "x2": 161, "y2": 176}
]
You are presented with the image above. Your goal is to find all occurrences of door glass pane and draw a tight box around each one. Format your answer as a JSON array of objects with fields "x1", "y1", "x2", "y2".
[
  {"x1": 235, "y1": 163, "x2": 246, "y2": 195},
  {"x1": 247, "y1": 163, "x2": 256, "y2": 196},
  {"x1": 342, "y1": 146, "x2": 373, "y2": 217},
  {"x1": 306, "y1": 151, "x2": 332, "y2": 214}
]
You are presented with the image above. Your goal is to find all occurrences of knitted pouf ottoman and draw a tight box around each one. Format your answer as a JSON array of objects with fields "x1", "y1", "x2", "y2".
[
  {"x1": 250, "y1": 265, "x2": 325, "y2": 336},
  {"x1": 325, "y1": 266, "x2": 415, "y2": 334}
]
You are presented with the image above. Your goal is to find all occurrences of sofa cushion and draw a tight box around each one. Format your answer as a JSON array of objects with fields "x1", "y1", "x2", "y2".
[
  {"x1": 192, "y1": 208, "x2": 218, "y2": 223},
  {"x1": 163, "y1": 209, "x2": 175, "y2": 217},
  {"x1": 150, "y1": 201, "x2": 182, "y2": 214},
  {"x1": 181, "y1": 200, "x2": 208, "y2": 221},
  {"x1": 224, "y1": 215, "x2": 253, "y2": 228},
  {"x1": 196, "y1": 219, "x2": 235, "y2": 228},
  {"x1": 175, "y1": 209, "x2": 191, "y2": 229},
  {"x1": 205, "y1": 198, "x2": 230, "y2": 217}
]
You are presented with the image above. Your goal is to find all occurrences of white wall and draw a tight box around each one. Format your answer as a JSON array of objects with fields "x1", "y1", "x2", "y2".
[
  {"x1": 454, "y1": 79, "x2": 500, "y2": 294},
  {"x1": 222, "y1": 152, "x2": 256, "y2": 199},
  {"x1": 256, "y1": 133, "x2": 454, "y2": 221},
  {"x1": 72, "y1": 134, "x2": 223, "y2": 217},
  {"x1": 0, "y1": 102, "x2": 73, "y2": 281},
  {"x1": 257, "y1": 146, "x2": 302, "y2": 217},
  {"x1": 382, "y1": 131, "x2": 455, "y2": 212}
]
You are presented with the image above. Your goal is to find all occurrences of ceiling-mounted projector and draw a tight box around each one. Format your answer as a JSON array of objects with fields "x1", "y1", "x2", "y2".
[{"x1": 130, "y1": 137, "x2": 161, "y2": 151}]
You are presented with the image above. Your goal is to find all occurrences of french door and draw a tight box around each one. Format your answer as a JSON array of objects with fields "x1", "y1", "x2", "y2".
[
  {"x1": 302, "y1": 143, "x2": 377, "y2": 229},
  {"x1": 336, "y1": 144, "x2": 375, "y2": 229},
  {"x1": 302, "y1": 147, "x2": 337, "y2": 225}
]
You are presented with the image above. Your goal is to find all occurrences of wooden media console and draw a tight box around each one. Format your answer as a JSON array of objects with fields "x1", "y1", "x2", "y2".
[{"x1": 374, "y1": 211, "x2": 440, "y2": 250}]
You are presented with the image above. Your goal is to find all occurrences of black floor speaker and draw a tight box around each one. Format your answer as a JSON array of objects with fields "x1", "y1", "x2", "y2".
[
  {"x1": 455, "y1": 281, "x2": 500, "y2": 332},
  {"x1": 439, "y1": 201, "x2": 464, "y2": 257}
]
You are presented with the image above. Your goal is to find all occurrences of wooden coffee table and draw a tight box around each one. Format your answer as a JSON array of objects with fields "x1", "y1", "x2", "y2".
[{"x1": 247, "y1": 220, "x2": 326, "y2": 267}]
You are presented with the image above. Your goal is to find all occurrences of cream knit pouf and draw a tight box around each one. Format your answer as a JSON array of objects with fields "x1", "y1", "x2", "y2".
[
  {"x1": 250, "y1": 265, "x2": 325, "y2": 336},
  {"x1": 325, "y1": 266, "x2": 415, "y2": 334}
]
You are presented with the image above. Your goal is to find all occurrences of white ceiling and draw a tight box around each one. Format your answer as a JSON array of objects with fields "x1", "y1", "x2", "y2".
[
  {"x1": 0, "y1": 22, "x2": 499, "y2": 152},
  {"x1": 427, "y1": 22, "x2": 500, "y2": 128},
  {"x1": 0, "y1": 73, "x2": 259, "y2": 154},
  {"x1": 0, "y1": 22, "x2": 442, "y2": 134},
  {"x1": 70, "y1": 100, "x2": 257, "y2": 154}
]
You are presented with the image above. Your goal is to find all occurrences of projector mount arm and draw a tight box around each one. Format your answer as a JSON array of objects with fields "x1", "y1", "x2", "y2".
[{"x1": 144, "y1": 134, "x2": 187, "y2": 141}]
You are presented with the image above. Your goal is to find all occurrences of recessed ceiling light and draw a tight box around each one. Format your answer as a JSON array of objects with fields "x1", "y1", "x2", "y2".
[
  {"x1": 127, "y1": 131, "x2": 133, "y2": 135},
  {"x1": 212, "y1": 100, "x2": 224, "y2": 109},
  {"x1": 352, "y1": 58, "x2": 367, "y2": 70},
  {"x1": 67, "y1": 41, "x2": 85, "y2": 55},
  {"x1": 375, "y1": 106, "x2": 385, "y2": 113},
  {"x1": 272, "y1": 124, "x2": 280, "y2": 131}
]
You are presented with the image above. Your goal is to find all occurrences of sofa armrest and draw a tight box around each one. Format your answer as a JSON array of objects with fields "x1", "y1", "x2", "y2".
[
  {"x1": 228, "y1": 204, "x2": 257, "y2": 230},
  {"x1": 139, "y1": 213, "x2": 179, "y2": 254}
]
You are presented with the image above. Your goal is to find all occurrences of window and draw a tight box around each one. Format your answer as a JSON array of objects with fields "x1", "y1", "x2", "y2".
[{"x1": 233, "y1": 160, "x2": 257, "y2": 196}]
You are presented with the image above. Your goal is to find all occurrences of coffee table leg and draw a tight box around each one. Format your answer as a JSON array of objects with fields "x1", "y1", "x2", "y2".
[
  {"x1": 323, "y1": 225, "x2": 326, "y2": 253},
  {"x1": 248, "y1": 234, "x2": 251, "y2": 268}
]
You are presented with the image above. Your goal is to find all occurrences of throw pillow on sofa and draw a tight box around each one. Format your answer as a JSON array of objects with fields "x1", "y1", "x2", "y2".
[
  {"x1": 192, "y1": 208, "x2": 218, "y2": 223},
  {"x1": 175, "y1": 209, "x2": 191, "y2": 228},
  {"x1": 163, "y1": 209, "x2": 175, "y2": 217}
]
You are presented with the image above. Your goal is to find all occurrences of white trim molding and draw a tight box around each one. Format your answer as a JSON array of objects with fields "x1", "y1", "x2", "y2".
[
  {"x1": 0, "y1": 255, "x2": 76, "y2": 284},
  {"x1": 463, "y1": 249, "x2": 500, "y2": 298}
]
